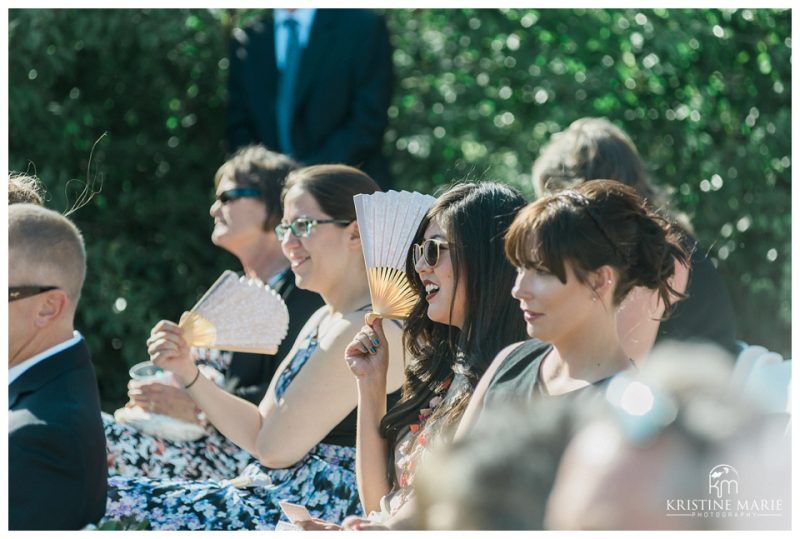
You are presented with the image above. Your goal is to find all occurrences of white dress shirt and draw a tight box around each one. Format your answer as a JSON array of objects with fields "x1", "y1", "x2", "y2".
[{"x1": 8, "y1": 331, "x2": 83, "y2": 386}]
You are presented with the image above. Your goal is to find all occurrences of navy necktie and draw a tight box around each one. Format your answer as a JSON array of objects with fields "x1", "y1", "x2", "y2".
[{"x1": 277, "y1": 18, "x2": 300, "y2": 156}]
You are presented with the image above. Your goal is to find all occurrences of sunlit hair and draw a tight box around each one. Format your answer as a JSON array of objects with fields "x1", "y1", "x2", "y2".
[
  {"x1": 214, "y1": 145, "x2": 300, "y2": 231},
  {"x1": 282, "y1": 164, "x2": 380, "y2": 223},
  {"x1": 505, "y1": 179, "x2": 688, "y2": 310},
  {"x1": 8, "y1": 173, "x2": 45, "y2": 205},
  {"x1": 531, "y1": 117, "x2": 692, "y2": 233}
]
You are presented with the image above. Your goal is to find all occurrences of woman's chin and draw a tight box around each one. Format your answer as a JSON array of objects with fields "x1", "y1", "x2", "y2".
[{"x1": 425, "y1": 305, "x2": 448, "y2": 326}]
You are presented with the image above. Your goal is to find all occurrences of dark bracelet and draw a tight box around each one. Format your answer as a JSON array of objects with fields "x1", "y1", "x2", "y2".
[{"x1": 184, "y1": 367, "x2": 201, "y2": 389}]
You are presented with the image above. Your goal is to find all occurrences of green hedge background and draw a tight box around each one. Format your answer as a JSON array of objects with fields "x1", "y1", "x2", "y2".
[{"x1": 8, "y1": 8, "x2": 791, "y2": 410}]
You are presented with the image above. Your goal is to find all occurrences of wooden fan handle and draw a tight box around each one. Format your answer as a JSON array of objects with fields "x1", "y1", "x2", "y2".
[{"x1": 365, "y1": 312, "x2": 381, "y2": 325}]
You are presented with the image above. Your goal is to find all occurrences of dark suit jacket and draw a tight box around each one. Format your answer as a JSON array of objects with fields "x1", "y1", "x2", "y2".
[
  {"x1": 226, "y1": 9, "x2": 393, "y2": 187},
  {"x1": 8, "y1": 338, "x2": 107, "y2": 530},
  {"x1": 226, "y1": 268, "x2": 324, "y2": 404}
]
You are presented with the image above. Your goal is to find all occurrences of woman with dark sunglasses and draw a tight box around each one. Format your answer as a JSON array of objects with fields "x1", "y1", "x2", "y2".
[
  {"x1": 102, "y1": 165, "x2": 406, "y2": 530},
  {"x1": 299, "y1": 182, "x2": 528, "y2": 529},
  {"x1": 103, "y1": 146, "x2": 324, "y2": 483}
]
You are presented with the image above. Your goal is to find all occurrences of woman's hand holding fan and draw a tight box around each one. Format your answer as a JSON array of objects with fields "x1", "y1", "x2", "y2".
[
  {"x1": 147, "y1": 317, "x2": 197, "y2": 385},
  {"x1": 344, "y1": 317, "x2": 390, "y2": 385}
]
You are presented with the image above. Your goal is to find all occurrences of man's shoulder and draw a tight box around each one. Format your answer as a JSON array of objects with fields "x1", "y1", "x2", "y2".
[{"x1": 232, "y1": 14, "x2": 274, "y2": 46}]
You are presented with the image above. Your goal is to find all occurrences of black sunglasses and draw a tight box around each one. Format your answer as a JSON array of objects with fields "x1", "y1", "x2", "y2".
[
  {"x1": 9, "y1": 286, "x2": 60, "y2": 302},
  {"x1": 216, "y1": 187, "x2": 262, "y2": 204},
  {"x1": 412, "y1": 239, "x2": 449, "y2": 267}
]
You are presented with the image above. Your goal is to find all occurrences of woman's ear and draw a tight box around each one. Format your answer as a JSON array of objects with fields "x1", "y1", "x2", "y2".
[
  {"x1": 347, "y1": 220, "x2": 361, "y2": 249},
  {"x1": 589, "y1": 265, "x2": 616, "y2": 299}
]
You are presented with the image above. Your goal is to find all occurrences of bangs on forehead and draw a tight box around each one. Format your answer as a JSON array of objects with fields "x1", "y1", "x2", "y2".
[{"x1": 504, "y1": 198, "x2": 569, "y2": 282}]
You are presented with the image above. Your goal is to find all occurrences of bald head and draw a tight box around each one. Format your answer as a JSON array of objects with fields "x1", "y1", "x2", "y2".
[{"x1": 9, "y1": 204, "x2": 86, "y2": 309}]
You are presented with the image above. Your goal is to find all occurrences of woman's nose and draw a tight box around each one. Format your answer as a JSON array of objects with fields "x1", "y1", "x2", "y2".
[{"x1": 511, "y1": 271, "x2": 529, "y2": 299}]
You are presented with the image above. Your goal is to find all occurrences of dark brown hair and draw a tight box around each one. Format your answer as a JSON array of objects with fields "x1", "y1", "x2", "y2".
[
  {"x1": 214, "y1": 145, "x2": 300, "y2": 230},
  {"x1": 282, "y1": 164, "x2": 380, "y2": 222},
  {"x1": 505, "y1": 179, "x2": 688, "y2": 311}
]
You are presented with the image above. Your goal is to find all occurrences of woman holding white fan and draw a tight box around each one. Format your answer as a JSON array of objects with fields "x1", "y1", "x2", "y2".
[
  {"x1": 104, "y1": 145, "x2": 324, "y2": 482},
  {"x1": 302, "y1": 182, "x2": 528, "y2": 529},
  {"x1": 102, "y1": 165, "x2": 405, "y2": 530}
]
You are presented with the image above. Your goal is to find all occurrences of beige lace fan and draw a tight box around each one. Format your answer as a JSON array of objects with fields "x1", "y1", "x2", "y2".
[
  {"x1": 179, "y1": 270, "x2": 289, "y2": 354},
  {"x1": 354, "y1": 190, "x2": 436, "y2": 323}
]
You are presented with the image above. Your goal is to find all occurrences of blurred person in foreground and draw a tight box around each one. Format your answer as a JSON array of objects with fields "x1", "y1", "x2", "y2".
[
  {"x1": 531, "y1": 117, "x2": 737, "y2": 361},
  {"x1": 8, "y1": 204, "x2": 107, "y2": 530},
  {"x1": 546, "y1": 341, "x2": 790, "y2": 530},
  {"x1": 413, "y1": 342, "x2": 789, "y2": 530}
]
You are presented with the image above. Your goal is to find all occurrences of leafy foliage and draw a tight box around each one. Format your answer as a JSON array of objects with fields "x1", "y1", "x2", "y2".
[{"x1": 9, "y1": 8, "x2": 791, "y2": 409}]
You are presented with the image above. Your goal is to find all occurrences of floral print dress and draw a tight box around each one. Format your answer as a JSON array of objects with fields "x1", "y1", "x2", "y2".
[
  {"x1": 104, "y1": 348, "x2": 259, "y2": 482},
  {"x1": 101, "y1": 325, "x2": 361, "y2": 530},
  {"x1": 368, "y1": 364, "x2": 473, "y2": 523}
]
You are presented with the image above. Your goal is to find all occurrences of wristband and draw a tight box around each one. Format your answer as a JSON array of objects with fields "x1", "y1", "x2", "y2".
[{"x1": 184, "y1": 367, "x2": 201, "y2": 389}]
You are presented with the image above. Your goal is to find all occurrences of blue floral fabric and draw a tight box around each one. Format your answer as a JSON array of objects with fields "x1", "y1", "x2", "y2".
[
  {"x1": 105, "y1": 348, "x2": 259, "y2": 482},
  {"x1": 101, "y1": 324, "x2": 362, "y2": 530}
]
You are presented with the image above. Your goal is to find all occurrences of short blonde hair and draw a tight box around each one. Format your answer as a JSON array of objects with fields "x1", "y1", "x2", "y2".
[
  {"x1": 8, "y1": 173, "x2": 45, "y2": 205},
  {"x1": 9, "y1": 204, "x2": 86, "y2": 307}
]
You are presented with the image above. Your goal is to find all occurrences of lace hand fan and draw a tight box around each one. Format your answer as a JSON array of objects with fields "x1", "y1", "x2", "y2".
[
  {"x1": 179, "y1": 270, "x2": 289, "y2": 354},
  {"x1": 354, "y1": 190, "x2": 436, "y2": 323}
]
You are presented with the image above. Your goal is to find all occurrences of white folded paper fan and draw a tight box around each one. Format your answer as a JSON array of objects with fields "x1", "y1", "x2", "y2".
[
  {"x1": 178, "y1": 270, "x2": 289, "y2": 354},
  {"x1": 354, "y1": 190, "x2": 436, "y2": 321}
]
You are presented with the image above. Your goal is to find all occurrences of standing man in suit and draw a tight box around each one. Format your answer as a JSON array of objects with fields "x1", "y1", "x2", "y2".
[
  {"x1": 226, "y1": 8, "x2": 394, "y2": 188},
  {"x1": 8, "y1": 204, "x2": 107, "y2": 530}
]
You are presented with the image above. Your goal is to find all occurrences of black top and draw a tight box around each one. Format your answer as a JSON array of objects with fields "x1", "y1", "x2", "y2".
[
  {"x1": 656, "y1": 238, "x2": 738, "y2": 356},
  {"x1": 224, "y1": 267, "x2": 324, "y2": 404},
  {"x1": 9, "y1": 339, "x2": 108, "y2": 530},
  {"x1": 322, "y1": 316, "x2": 403, "y2": 447},
  {"x1": 476, "y1": 339, "x2": 608, "y2": 432},
  {"x1": 322, "y1": 389, "x2": 402, "y2": 447}
]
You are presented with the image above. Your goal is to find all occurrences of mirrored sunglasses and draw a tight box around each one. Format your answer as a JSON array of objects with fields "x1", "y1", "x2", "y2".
[{"x1": 412, "y1": 238, "x2": 449, "y2": 267}]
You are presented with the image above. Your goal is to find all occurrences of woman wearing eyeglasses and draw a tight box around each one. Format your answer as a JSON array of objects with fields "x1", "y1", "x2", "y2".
[
  {"x1": 104, "y1": 145, "x2": 324, "y2": 483},
  {"x1": 454, "y1": 180, "x2": 688, "y2": 443},
  {"x1": 102, "y1": 165, "x2": 406, "y2": 530},
  {"x1": 300, "y1": 182, "x2": 528, "y2": 529}
]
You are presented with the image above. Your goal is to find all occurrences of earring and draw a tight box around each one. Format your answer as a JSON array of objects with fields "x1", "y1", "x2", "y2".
[{"x1": 592, "y1": 296, "x2": 597, "y2": 302}]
